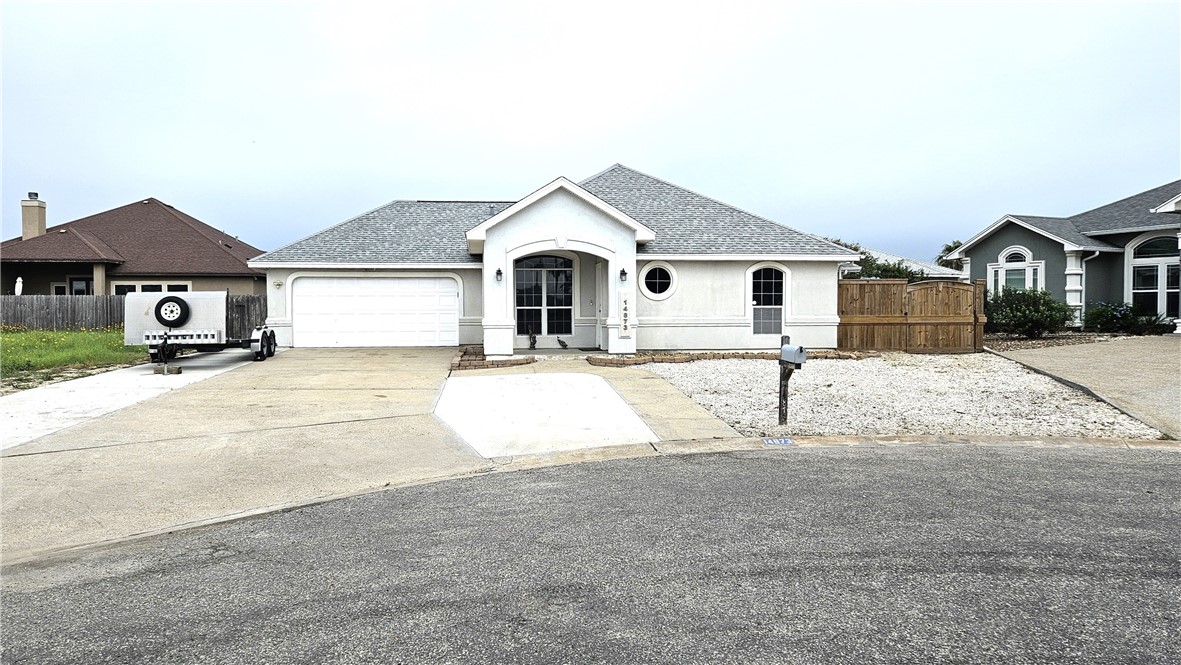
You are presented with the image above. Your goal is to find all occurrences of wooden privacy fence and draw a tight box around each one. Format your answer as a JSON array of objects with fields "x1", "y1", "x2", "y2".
[
  {"x1": 837, "y1": 279, "x2": 986, "y2": 353},
  {"x1": 1, "y1": 294, "x2": 267, "y2": 332}
]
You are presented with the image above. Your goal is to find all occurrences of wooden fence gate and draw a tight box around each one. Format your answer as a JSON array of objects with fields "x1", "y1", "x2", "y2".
[{"x1": 837, "y1": 279, "x2": 986, "y2": 353}]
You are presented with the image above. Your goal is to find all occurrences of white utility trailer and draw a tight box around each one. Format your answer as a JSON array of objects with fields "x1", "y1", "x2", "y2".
[{"x1": 124, "y1": 292, "x2": 276, "y2": 362}]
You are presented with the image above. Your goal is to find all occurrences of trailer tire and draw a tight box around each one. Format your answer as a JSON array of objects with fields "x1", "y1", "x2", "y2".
[
  {"x1": 154, "y1": 296, "x2": 191, "y2": 328},
  {"x1": 265, "y1": 332, "x2": 277, "y2": 357}
]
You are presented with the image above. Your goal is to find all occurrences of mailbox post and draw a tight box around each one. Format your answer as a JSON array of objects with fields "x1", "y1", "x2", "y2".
[{"x1": 778, "y1": 334, "x2": 807, "y2": 425}]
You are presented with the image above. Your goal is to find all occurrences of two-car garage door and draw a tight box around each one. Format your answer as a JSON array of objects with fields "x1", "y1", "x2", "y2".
[{"x1": 291, "y1": 276, "x2": 459, "y2": 347}]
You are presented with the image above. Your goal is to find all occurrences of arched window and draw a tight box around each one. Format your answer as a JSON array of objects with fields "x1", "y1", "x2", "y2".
[
  {"x1": 1130, "y1": 235, "x2": 1179, "y2": 318},
  {"x1": 987, "y1": 246, "x2": 1043, "y2": 293},
  {"x1": 751, "y1": 267, "x2": 784, "y2": 334},
  {"x1": 515, "y1": 255, "x2": 573, "y2": 335}
]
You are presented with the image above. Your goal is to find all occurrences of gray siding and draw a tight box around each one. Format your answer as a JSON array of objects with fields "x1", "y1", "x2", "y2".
[
  {"x1": 1084, "y1": 252, "x2": 1124, "y2": 306},
  {"x1": 966, "y1": 223, "x2": 1068, "y2": 299}
]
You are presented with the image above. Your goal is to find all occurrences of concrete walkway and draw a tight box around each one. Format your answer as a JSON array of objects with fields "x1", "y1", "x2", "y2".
[
  {"x1": 994, "y1": 335, "x2": 1180, "y2": 440},
  {"x1": 436, "y1": 373, "x2": 660, "y2": 457},
  {"x1": 453, "y1": 356, "x2": 742, "y2": 444}
]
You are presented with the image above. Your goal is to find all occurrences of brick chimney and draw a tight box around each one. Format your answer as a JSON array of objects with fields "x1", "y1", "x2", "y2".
[{"x1": 21, "y1": 192, "x2": 46, "y2": 240}]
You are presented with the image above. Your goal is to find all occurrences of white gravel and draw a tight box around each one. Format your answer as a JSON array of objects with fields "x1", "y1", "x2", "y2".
[{"x1": 642, "y1": 353, "x2": 1163, "y2": 439}]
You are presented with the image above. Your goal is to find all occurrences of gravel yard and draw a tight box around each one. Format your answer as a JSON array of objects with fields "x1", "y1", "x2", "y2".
[{"x1": 643, "y1": 352, "x2": 1163, "y2": 439}]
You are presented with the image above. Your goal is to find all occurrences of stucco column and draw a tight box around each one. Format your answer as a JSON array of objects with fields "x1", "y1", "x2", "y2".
[
  {"x1": 1064, "y1": 250, "x2": 1083, "y2": 327},
  {"x1": 606, "y1": 258, "x2": 637, "y2": 355},
  {"x1": 482, "y1": 257, "x2": 515, "y2": 356},
  {"x1": 92, "y1": 263, "x2": 107, "y2": 296},
  {"x1": 960, "y1": 257, "x2": 971, "y2": 284},
  {"x1": 1175, "y1": 232, "x2": 1181, "y2": 334}
]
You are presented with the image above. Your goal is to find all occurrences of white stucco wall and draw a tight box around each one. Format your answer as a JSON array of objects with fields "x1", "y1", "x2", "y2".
[{"x1": 635, "y1": 260, "x2": 841, "y2": 350}]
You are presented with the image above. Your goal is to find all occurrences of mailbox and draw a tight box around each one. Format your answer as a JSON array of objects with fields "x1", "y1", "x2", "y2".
[{"x1": 780, "y1": 344, "x2": 807, "y2": 365}]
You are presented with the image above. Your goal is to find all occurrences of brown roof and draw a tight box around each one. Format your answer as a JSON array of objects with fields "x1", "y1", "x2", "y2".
[{"x1": 1, "y1": 198, "x2": 264, "y2": 276}]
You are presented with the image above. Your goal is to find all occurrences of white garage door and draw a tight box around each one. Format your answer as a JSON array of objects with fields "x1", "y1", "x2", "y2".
[{"x1": 292, "y1": 276, "x2": 459, "y2": 347}]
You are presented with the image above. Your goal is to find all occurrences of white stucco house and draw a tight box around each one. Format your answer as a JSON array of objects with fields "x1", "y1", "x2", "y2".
[{"x1": 248, "y1": 165, "x2": 859, "y2": 355}]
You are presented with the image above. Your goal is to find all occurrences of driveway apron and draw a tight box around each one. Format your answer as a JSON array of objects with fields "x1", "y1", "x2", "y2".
[{"x1": 1, "y1": 348, "x2": 489, "y2": 563}]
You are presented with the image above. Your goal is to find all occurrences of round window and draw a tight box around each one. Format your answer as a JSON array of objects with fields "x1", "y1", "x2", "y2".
[
  {"x1": 644, "y1": 267, "x2": 671, "y2": 294},
  {"x1": 640, "y1": 263, "x2": 677, "y2": 300}
]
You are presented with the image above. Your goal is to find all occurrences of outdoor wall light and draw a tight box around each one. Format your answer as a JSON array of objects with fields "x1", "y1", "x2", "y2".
[
  {"x1": 273, "y1": 280, "x2": 283, "y2": 288},
  {"x1": 495, "y1": 268, "x2": 503, "y2": 282},
  {"x1": 619, "y1": 268, "x2": 628, "y2": 282}
]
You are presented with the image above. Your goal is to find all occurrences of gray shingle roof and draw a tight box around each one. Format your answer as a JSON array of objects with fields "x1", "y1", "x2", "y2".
[
  {"x1": 861, "y1": 247, "x2": 964, "y2": 277},
  {"x1": 580, "y1": 165, "x2": 854, "y2": 256},
  {"x1": 254, "y1": 201, "x2": 512, "y2": 264},
  {"x1": 1009, "y1": 215, "x2": 1118, "y2": 250},
  {"x1": 1069, "y1": 179, "x2": 1181, "y2": 234},
  {"x1": 254, "y1": 165, "x2": 857, "y2": 264}
]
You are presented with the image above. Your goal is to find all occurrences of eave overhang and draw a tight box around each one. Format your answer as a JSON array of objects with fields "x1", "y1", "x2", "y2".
[{"x1": 1150, "y1": 191, "x2": 1181, "y2": 214}]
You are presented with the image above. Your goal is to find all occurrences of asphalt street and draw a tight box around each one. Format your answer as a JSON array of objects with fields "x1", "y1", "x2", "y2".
[{"x1": 3, "y1": 445, "x2": 1178, "y2": 664}]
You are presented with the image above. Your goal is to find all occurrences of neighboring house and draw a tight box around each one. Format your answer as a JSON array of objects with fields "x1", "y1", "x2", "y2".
[
  {"x1": 947, "y1": 180, "x2": 1181, "y2": 326},
  {"x1": 838, "y1": 246, "x2": 964, "y2": 279},
  {"x1": 1, "y1": 194, "x2": 266, "y2": 296},
  {"x1": 249, "y1": 164, "x2": 860, "y2": 354}
]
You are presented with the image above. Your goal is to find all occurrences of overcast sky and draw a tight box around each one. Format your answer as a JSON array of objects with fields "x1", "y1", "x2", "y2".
[{"x1": 3, "y1": 1, "x2": 1178, "y2": 263}]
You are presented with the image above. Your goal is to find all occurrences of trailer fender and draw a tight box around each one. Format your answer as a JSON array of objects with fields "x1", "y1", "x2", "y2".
[{"x1": 250, "y1": 326, "x2": 269, "y2": 361}]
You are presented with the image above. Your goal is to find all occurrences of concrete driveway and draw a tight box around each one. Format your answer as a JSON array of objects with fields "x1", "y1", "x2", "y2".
[
  {"x1": 0, "y1": 348, "x2": 490, "y2": 563},
  {"x1": 995, "y1": 335, "x2": 1180, "y2": 439},
  {"x1": 0, "y1": 349, "x2": 740, "y2": 563}
]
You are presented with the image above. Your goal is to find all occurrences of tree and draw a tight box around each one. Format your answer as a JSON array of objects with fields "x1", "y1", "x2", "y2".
[
  {"x1": 936, "y1": 240, "x2": 964, "y2": 270},
  {"x1": 826, "y1": 238, "x2": 927, "y2": 282}
]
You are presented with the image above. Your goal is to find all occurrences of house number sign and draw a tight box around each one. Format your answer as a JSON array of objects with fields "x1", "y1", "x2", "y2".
[{"x1": 618, "y1": 290, "x2": 632, "y2": 339}]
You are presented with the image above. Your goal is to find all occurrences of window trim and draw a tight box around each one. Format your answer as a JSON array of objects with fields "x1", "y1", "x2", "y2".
[
  {"x1": 111, "y1": 280, "x2": 192, "y2": 295},
  {"x1": 745, "y1": 262, "x2": 790, "y2": 335},
  {"x1": 1124, "y1": 232, "x2": 1180, "y2": 318},
  {"x1": 986, "y1": 245, "x2": 1045, "y2": 293},
  {"x1": 639, "y1": 261, "x2": 678, "y2": 301},
  {"x1": 513, "y1": 255, "x2": 574, "y2": 336}
]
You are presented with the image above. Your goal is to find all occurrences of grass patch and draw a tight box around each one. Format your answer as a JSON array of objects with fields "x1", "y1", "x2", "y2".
[{"x1": 0, "y1": 326, "x2": 148, "y2": 374}]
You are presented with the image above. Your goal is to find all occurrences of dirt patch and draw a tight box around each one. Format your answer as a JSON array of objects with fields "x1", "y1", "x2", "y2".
[
  {"x1": 0, "y1": 362, "x2": 152, "y2": 396},
  {"x1": 0, "y1": 350, "x2": 197, "y2": 396}
]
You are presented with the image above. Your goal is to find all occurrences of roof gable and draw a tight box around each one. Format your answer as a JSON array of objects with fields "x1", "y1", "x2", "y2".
[
  {"x1": 950, "y1": 214, "x2": 1119, "y2": 258},
  {"x1": 465, "y1": 177, "x2": 655, "y2": 255},
  {"x1": 1151, "y1": 191, "x2": 1181, "y2": 213},
  {"x1": 949, "y1": 181, "x2": 1181, "y2": 259},
  {"x1": 1, "y1": 198, "x2": 264, "y2": 276}
]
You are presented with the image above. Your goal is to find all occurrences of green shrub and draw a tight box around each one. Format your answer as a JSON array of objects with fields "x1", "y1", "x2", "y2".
[
  {"x1": 1084, "y1": 302, "x2": 1132, "y2": 332},
  {"x1": 987, "y1": 287, "x2": 1074, "y2": 339},
  {"x1": 1084, "y1": 302, "x2": 1175, "y2": 335}
]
